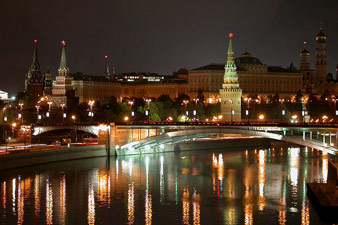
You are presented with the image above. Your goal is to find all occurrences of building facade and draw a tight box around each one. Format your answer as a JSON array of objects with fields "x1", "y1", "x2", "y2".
[{"x1": 189, "y1": 53, "x2": 302, "y2": 102}]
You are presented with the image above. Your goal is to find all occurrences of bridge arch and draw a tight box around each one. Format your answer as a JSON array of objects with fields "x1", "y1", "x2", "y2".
[
  {"x1": 32, "y1": 125, "x2": 100, "y2": 136},
  {"x1": 118, "y1": 127, "x2": 337, "y2": 155}
]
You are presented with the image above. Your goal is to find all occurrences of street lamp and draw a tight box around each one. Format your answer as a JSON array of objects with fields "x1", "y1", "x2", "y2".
[
  {"x1": 229, "y1": 99, "x2": 233, "y2": 122},
  {"x1": 71, "y1": 115, "x2": 77, "y2": 142},
  {"x1": 145, "y1": 99, "x2": 151, "y2": 123},
  {"x1": 18, "y1": 103, "x2": 24, "y2": 124},
  {"x1": 12, "y1": 122, "x2": 16, "y2": 138},
  {"x1": 258, "y1": 114, "x2": 264, "y2": 121},
  {"x1": 61, "y1": 103, "x2": 66, "y2": 123},
  {"x1": 71, "y1": 115, "x2": 76, "y2": 124},
  {"x1": 47, "y1": 101, "x2": 53, "y2": 111},
  {"x1": 88, "y1": 100, "x2": 95, "y2": 122},
  {"x1": 36, "y1": 105, "x2": 40, "y2": 121}
]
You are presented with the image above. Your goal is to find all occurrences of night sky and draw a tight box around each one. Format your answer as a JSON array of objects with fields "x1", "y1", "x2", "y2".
[{"x1": 0, "y1": 0, "x2": 337, "y2": 94}]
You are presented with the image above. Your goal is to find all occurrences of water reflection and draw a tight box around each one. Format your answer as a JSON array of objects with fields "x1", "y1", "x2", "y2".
[
  {"x1": 127, "y1": 183, "x2": 134, "y2": 225},
  {"x1": 87, "y1": 184, "x2": 95, "y2": 225},
  {"x1": 46, "y1": 178, "x2": 53, "y2": 225},
  {"x1": 0, "y1": 146, "x2": 334, "y2": 224},
  {"x1": 182, "y1": 188, "x2": 189, "y2": 225}
]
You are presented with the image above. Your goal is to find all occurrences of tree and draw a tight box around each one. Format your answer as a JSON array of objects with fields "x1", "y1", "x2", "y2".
[{"x1": 197, "y1": 88, "x2": 205, "y2": 103}]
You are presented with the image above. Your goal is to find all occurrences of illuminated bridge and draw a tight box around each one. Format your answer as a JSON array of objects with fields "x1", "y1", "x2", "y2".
[{"x1": 31, "y1": 123, "x2": 338, "y2": 156}]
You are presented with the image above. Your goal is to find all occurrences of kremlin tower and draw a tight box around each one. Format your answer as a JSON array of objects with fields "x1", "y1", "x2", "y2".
[
  {"x1": 51, "y1": 40, "x2": 75, "y2": 106},
  {"x1": 25, "y1": 40, "x2": 44, "y2": 99},
  {"x1": 219, "y1": 33, "x2": 242, "y2": 122}
]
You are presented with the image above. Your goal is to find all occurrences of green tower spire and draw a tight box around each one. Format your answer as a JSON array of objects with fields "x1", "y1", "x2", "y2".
[
  {"x1": 59, "y1": 40, "x2": 69, "y2": 71},
  {"x1": 224, "y1": 33, "x2": 238, "y2": 83}
]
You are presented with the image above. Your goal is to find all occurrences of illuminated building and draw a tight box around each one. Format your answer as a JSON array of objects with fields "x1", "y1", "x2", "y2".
[
  {"x1": 189, "y1": 49, "x2": 302, "y2": 102},
  {"x1": 0, "y1": 90, "x2": 9, "y2": 100}
]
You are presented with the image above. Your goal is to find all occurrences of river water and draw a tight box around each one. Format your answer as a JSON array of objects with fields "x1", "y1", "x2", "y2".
[{"x1": 0, "y1": 143, "x2": 335, "y2": 225}]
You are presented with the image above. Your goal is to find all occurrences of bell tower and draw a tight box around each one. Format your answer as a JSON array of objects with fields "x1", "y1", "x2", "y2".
[
  {"x1": 315, "y1": 25, "x2": 327, "y2": 81},
  {"x1": 219, "y1": 33, "x2": 242, "y2": 122},
  {"x1": 300, "y1": 42, "x2": 310, "y2": 72}
]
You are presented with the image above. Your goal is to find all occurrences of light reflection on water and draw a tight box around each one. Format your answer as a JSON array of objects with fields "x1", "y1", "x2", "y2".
[{"x1": 0, "y1": 145, "x2": 334, "y2": 225}]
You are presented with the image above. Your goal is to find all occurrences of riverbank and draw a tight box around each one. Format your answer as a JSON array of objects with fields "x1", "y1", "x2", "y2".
[
  {"x1": 0, "y1": 145, "x2": 107, "y2": 171},
  {"x1": 0, "y1": 138, "x2": 295, "y2": 171}
]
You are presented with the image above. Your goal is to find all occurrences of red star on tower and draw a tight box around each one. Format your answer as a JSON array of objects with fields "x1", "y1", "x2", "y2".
[
  {"x1": 61, "y1": 40, "x2": 66, "y2": 46},
  {"x1": 104, "y1": 55, "x2": 108, "y2": 59},
  {"x1": 228, "y1": 33, "x2": 234, "y2": 38},
  {"x1": 34, "y1": 39, "x2": 38, "y2": 43}
]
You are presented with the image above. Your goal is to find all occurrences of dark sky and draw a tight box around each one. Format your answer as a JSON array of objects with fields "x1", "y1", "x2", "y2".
[{"x1": 0, "y1": 0, "x2": 337, "y2": 94}]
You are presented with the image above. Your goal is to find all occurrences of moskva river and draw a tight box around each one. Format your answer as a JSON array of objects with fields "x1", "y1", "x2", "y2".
[{"x1": 0, "y1": 144, "x2": 335, "y2": 224}]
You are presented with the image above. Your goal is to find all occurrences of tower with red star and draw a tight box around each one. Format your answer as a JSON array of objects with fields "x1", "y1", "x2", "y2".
[
  {"x1": 219, "y1": 33, "x2": 242, "y2": 122},
  {"x1": 51, "y1": 40, "x2": 75, "y2": 106},
  {"x1": 25, "y1": 40, "x2": 44, "y2": 100}
]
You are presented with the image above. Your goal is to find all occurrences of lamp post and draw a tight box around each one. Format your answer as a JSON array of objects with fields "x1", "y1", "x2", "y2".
[
  {"x1": 46, "y1": 101, "x2": 52, "y2": 119},
  {"x1": 88, "y1": 100, "x2": 95, "y2": 122},
  {"x1": 60, "y1": 103, "x2": 66, "y2": 123},
  {"x1": 12, "y1": 122, "x2": 16, "y2": 139},
  {"x1": 18, "y1": 103, "x2": 24, "y2": 124},
  {"x1": 72, "y1": 115, "x2": 77, "y2": 142},
  {"x1": 36, "y1": 105, "x2": 40, "y2": 122},
  {"x1": 229, "y1": 99, "x2": 233, "y2": 123},
  {"x1": 128, "y1": 100, "x2": 134, "y2": 118},
  {"x1": 145, "y1": 99, "x2": 151, "y2": 123}
]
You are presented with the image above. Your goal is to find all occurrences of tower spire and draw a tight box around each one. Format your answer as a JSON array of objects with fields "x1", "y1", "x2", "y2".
[
  {"x1": 31, "y1": 40, "x2": 40, "y2": 70},
  {"x1": 104, "y1": 55, "x2": 110, "y2": 76},
  {"x1": 59, "y1": 40, "x2": 69, "y2": 71}
]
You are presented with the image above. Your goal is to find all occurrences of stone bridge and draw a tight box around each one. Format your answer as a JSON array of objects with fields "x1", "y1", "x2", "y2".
[
  {"x1": 30, "y1": 123, "x2": 338, "y2": 156},
  {"x1": 32, "y1": 124, "x2": 106, "y2": 136},
  {"x1": 109, "y1": 124, "x2": 338, "y2": 156}
]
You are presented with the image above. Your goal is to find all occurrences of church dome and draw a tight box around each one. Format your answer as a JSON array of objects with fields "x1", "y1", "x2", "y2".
[
  {"x1": 241, "y1": 49, "x2": 252, "y2": 58},
  {"x1": 317, "y1": 29, "x2": 326, "y2": 38},
  {"x1": 316, "y1": 28, "x2": 326, "y2": 42},
  {"x1": 235, "y1": 49, "x2": 263, "y2": 65},
  {"x1": 327, "y1": 72, "x2": 333, "y2": 81}
]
